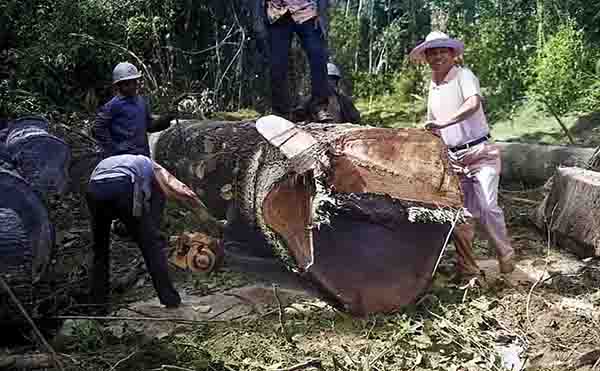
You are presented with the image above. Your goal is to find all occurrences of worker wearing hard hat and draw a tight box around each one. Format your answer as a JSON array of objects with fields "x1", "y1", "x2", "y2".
[
  {"x1": 326, "y1": 62, "x2": 361, "y2": 124},
  {"x1": 410, "y1": 31, "x2": 514, "y2": 275},
  {"x1": 93, "y1": 62, "x2": 175, "y2": 158}
]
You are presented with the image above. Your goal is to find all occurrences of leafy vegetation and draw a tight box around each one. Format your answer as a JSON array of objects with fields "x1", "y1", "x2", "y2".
[{"x1": 2, "y1": 0, "x2": 600, "y2": 126}]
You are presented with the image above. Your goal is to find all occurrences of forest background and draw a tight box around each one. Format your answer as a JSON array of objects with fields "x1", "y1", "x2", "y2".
[{"x1": 2, "y1": 0, "x2": 600, "y2": 135}]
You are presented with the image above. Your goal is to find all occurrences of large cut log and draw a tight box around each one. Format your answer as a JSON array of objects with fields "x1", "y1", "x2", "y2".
[
  {"x1": 5, "y1": 116, "x2": 71, "y2": 196},
  {"x1": 0, "y1": 154, "x2": 54, "y2": 323},
  {"x1": 534, "y1": 167, "x2": 600, "y2": 257},
  {"x1": 496, "y1": 142, "x2": 596, "y2": 186},
  {"x1": 155, "y1": 119, "x2": 463, "y2": 315}
]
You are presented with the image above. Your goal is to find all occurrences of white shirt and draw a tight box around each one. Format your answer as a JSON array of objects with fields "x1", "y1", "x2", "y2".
[{"x1": 427, "y1": 66, "x2": 490, "y2": 148}]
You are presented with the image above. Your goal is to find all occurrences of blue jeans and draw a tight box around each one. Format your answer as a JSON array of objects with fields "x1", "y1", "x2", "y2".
[{"x1": 269, "y1": 14, "x2": 330, "y2": 115}]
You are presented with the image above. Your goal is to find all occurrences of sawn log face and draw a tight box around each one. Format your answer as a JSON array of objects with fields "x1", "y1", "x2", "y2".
[{"x1": 155, "y1": 120, "x2": 463, "y2": 315}]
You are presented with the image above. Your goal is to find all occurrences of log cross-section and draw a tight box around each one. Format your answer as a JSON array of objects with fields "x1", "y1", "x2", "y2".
[{"x1": 155, "y1": 119, "x2": 464, "y2": 315}]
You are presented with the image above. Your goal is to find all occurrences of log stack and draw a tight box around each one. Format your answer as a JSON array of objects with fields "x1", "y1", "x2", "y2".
[
  {"x1": 155, "y1": 118, "x2": 464, "y2": 315},
  {"x1": 4, "y1": 116, "x2": 71, "y2": 196},
  {"x1": 0, "y1": 116, "x2": 71, "y2": 324}
]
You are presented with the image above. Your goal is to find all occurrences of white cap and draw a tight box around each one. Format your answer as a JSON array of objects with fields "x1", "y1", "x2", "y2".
[{"x1": 112, "y1": 62, "x2": 142, "y2": 84}]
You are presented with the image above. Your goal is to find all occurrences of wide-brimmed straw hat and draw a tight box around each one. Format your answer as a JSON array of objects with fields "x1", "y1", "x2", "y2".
[{"x1": 409, "y1": 31, "x2": 465, "y2": 63}]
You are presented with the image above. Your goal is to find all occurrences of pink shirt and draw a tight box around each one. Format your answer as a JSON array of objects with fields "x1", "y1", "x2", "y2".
[
  {"x1": 266, "y1": 0, "x2": 318, "y2": 25},
  {"x1": 427, "y1": 66, "x2": 490, "y2": 148}
]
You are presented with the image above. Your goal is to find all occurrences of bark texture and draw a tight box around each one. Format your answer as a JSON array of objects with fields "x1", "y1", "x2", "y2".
[
  {"x1": 5, "y1": 116, "x2": 71, "y2": 196},
  {"x1": 534, "y1": 167, "x2": 600, "y2": 258},
  {"x1": 0, "y1": 161, "x2": 54, "y2": 323},
  {"x1": 155, "y1": 120, "x2": 464, "y2": 315}
]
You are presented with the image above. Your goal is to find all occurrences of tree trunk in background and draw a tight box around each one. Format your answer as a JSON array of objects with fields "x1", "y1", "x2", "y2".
[
  {"x1": 154, "y1": 119, "x2": 464, "y2": 315},
  {"x1": 496, "y1": 142, "x2": 596, "y2": 186}
]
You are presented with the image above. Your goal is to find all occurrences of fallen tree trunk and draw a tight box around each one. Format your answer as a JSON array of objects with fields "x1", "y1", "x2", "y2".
[
  {"x1": 496, "y1": 142, "x2": 596, "y2": 186},
  {"x1": 5, "y1": 116, "x2": 71, "y2": 196},
  {"x1": 534, "y1": 167, "x2": 600, "y2": 257},
  {"x1": 155, "y1": 119, "x2": 464, "y2": 315}
]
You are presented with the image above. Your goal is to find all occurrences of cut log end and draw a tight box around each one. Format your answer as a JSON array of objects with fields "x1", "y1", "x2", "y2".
[{"x1": 536, "y1": 167, "x2": 600, "y2": 257}]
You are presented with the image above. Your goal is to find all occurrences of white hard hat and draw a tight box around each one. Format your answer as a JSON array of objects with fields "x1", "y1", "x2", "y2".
[
  {"x1": 112, "y1": 62, "x2": 142, "y2": 84},
  {"x1": 327, "y1": 62, "x2": 341, "y2": 78}
]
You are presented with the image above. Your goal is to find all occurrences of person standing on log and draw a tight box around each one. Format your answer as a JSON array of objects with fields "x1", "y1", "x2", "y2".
[
  {"x1": 409, "y1": 31, "x2": 515, "y2": 274},
  {"x1": 253, "y1": 0, "x2": 333, "y2": 122},
  {"x1": 92, "y1": 62, "x2": 175, "y2": 159},
  {"x1": 86, "y1": 154, "x2": 182, "y2": 311}
]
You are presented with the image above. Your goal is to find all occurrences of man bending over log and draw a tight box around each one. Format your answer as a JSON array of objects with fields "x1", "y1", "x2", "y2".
[
  {"x1": 93, "y1": 62, "x2": 175, "y2": 158},
  {"x1": 409, "y1": 32, "x2": 515, "y2": 274},
  {"x1": 86, "y1": 154, "x2": 222, "y2": 312}
]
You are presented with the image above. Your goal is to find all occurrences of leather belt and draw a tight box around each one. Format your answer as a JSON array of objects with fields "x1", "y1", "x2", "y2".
[{"x1": 449, "y1": 134, "x2": 491, "y2": 152}]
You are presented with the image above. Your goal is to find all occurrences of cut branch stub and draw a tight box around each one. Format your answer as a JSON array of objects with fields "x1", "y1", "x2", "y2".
[{"x1": 155, "y1": 120, "x2": 463, "y2": 315}]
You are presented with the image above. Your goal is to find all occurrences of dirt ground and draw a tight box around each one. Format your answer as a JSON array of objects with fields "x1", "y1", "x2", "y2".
[
  {"x1": 3, "y1": 113, "x2": 599, "y2": 370},
  {"x1": 3, "y1": 185, "x2": 595, "y2": 371}
]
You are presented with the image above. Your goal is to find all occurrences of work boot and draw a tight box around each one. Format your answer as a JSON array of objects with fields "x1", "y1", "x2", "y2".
[
  {"x1": 498, "y1": 252, "x2": 515, "y2": 274},
  {"x1": 315, "y1": 103, "x2": 333, "y2": 123}
]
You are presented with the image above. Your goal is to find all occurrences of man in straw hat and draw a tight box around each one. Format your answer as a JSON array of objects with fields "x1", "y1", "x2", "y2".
[{"x1": 409, "y1": 31, "x2": 515, "y2": 275}]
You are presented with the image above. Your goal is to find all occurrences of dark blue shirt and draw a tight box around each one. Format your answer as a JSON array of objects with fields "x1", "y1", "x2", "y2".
[{"x1": 93, "y1": 96, "x2": 153, "y2": 157}]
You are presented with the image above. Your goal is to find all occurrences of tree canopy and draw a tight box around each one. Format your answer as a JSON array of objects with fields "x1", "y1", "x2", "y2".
[{"x1": 1, "y1": 0, "x2": 599, "y2": 122}]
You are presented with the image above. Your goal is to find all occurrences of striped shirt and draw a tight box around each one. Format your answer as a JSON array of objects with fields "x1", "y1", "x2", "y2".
[{"x1": 266, "y1": 0, "x2": 318, "y2": 24}]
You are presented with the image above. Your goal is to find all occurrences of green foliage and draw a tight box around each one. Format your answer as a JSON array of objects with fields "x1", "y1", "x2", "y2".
[
  {"x1": 356, "y1": 68, "x2": 427, "y2": 127},
  {"x1": 0, "y1": 81, "x2": 47, "y2": 118},
  {"x1": 443, "y1": 0, "x2": 537, "y2": 121},
  {"x1": 351, "y1": 72, "x2": 396, "y2": 98},
  {"x1": 577, "y1": 80, "x2": 600, "y2": 112},
  {"x1": 527, "y1": 20, "x2": 590, "y2": 116},
  {"x1": 62, "y1": 320, "x2": 107, "y2": 352},
  {"x1": 328, "y1": 8, "x2": 361, "y2": 73}
]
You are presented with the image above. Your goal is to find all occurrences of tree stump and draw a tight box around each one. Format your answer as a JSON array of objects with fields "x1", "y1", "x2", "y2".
[
  {"x1": 155, "y1": 119, "x2": 464, "y2": 315},
  {"x1": 496, "y1": 142, "x2": 596, "y2": 186},
  {"x1": 535, "y1": 167, "x2": 600, "y2": 257}
]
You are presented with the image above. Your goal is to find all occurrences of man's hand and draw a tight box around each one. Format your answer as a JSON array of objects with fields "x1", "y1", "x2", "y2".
[{"x1": 424, "y1": 120, "x2": 448, "y2": 136}]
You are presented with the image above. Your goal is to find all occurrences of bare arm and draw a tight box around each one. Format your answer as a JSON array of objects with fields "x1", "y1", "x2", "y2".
[
  {"x1": 426, "y1": 95, "x2": 481, "y2": 130},
  {"x1": 152, "y1": 162, "x2": 224, "y2": 236}
]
